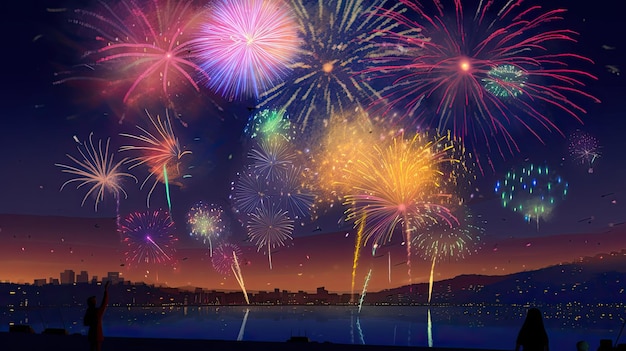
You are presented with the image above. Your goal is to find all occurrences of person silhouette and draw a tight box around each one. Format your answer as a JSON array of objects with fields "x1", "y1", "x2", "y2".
[
  {"x1": 515, "y1": 307, "x2": 549, "y2": 351},
  {"x1": 577, "y1": 340, "x2": 590, "y2": 351},
  {"x1": 84, "y1": 281, "x2": 110, "y2": 351}
]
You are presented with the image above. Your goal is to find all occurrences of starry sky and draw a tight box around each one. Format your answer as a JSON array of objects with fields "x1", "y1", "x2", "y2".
[{"x1": 1, "y1": 0, "x2": 625, "y2": 293}]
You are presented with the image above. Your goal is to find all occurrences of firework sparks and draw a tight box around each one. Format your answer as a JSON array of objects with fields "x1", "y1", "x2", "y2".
[
  {"x1": 212, "y1": 242, "x2": 250, "y2": 304},
  {"x1": 187, "y1": 202, "x2": 226, "y2": 256},
  {"x1": 495, "y1": 163, "x2": 568, "y2": 229},
  {"x1": 568, "y1": 130, "x2": 601, "y2": 173},
  {"x1": 119, "y1": 109, "x2": 191, "y2": 208},
  {"x1": 120, "y1": 210, "x2": 177, "y2": 266},
  {"x1": 247, "y1": 204, "x2": 295, "y2": 269},
  {"x1": 305, "y1": 111, "x2": 380, "y2": 213},
  {"x1": 257, "y1": 0, "x2": 404, "y2": 134},
  {"x1": 334, "y1": 126, "x2": 462, "y2": 283},
  {"x1": 193, "y1": 0, "x2": 300, "y2": 99},
  {"x1": 414, "y1": 206, "x2": 484, "y2": 303},
  {"x1": 368, "y1": 0, "x2": 600, "y2": 165},
  {"x1": 244, "y1": 109, "x2": 294, "y2": 141},
  {"x1": 231, "y1": 168, "x2": 270, "y2": 215},
  {"x1": 276, "y1": 165, "x2": 315, "y2": 221},
  {"x1": 248, "y1": 137, "x2": 297, "y2": 182},
  {"x1": 56, "y1": 133, "x2": 137, "y2": 212},
  {"x1": 58, "y1": 0, "x2": 211, "y2": 117}
]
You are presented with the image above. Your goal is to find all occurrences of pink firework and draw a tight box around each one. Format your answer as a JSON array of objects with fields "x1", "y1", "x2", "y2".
[
  {"x1": 568, "y1": 129, "x2": 601, "y2": 172},
  {"x1": 368, "y1": 0, "x2": 599, "y2": 167},
  {"x1": 193, "y1": 0, "x2": 300, "y2": 99},
  {"x1": 61, "y1": 0, "x2": 210, "y2": 113},
  {"x1": 212, "y1": 242, "x2": 243, "y2": 276},
  {"x1": 120, "y1": 210, "x2": 178, "y2": 266}
]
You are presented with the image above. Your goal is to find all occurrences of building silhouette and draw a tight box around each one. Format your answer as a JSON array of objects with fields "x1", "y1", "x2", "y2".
[
  {"x1": 76, "y1": 271, "x2": 89, "y2": 283},
  {"x1": 60, "y1": 270, "x2": 75, "y2": 285}
]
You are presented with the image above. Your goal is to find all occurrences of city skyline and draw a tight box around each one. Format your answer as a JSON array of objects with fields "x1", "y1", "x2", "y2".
[{"x1": 3, "y1": 212, "x2": 626, "y2": 293}]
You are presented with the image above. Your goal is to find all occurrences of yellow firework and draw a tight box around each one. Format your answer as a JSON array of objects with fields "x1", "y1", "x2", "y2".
[
  {"x1": 339, "y1": 127, "x2": 463, "y2": 281},
  {"x1": 305, "y1": 111, "x2": 380, "y2": 215}
]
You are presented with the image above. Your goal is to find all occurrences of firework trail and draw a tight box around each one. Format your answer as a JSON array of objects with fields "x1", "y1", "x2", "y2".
[
  {"x1": 120, "y1": 210, "x2": 177, "y2": 266},
  {"x1": 358, "y1": 268, "x2": 372, "y2": 313},
  {"x1": 119, "y1": 109, "x2": 191, "y2": 208},
  {"x1": 414, "y1": 208, "x2": 485, "y2": 303},
  {"x1": 257, "y1": 0, "x2": 404, "y2": 134},
  {"x1": 494, "y1": 163, "x2": 568, "y2": 230},
  {"x1": 568, "y1": 130, "x2": 601, "y2": 173},
  {"x1": 340, "y1": 128, "x2": 460, "y2": 282},
  {"x1": 415, "y1": 206, "x2": 484, "y2": 303},
  {"x1": 192, "y1": 0, "x2": 300, "y2": 99},
  {"x1": 247, "y1": 204, "x2": 295, "y2": 269},
  {"x1": 212, "y1": 243, "x2": 250, "y2": 304},
  {"x1": 58, "y1": 0, "x2": 211, "y2": 119},
  {"x1": 232, "y1": 250, "x2": 250, "y2": 304},
  {"x1": 187, "y1": 202, "x2": 226, "y2": 257},
  {"x1": 56, "y1": 133, "x2": 137, "y2": 212},
  {"x1": 367, "y1": 0, "x2": 599, "y2": 168},
  {"x1": 388, "y1": 251, "x2": 391, "y2": 283},
  {"x1": 351, "y1": 213, "x2": 366, "y2": 302},
  {"x1": 162, "y1": 164, "x2": 172, "y2": 211}
]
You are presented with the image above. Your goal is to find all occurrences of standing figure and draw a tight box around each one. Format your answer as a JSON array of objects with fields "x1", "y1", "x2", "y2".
[
  {"x1": 515, "y1": 307, "x2": 549, "y2": 351},
  {"x1": 84, "y1": 281, "x2": 110, "y2": 351}
]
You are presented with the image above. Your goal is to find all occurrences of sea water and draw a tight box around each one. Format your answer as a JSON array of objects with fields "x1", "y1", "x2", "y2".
[{"x1": 2, "y1": 304, "x2": 624, "y2": 350}]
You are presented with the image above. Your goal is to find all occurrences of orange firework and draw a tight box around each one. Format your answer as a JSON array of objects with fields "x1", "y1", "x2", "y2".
[{"x1": 119, "y1": 109, "x2": 191, "y2": 208}]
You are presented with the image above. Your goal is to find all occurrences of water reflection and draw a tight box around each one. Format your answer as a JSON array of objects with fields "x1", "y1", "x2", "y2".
[
  {"x1": 2, "y1": 304, "x2": 623, "y2": 350},
  {"x1": 237, "y1": 308, "x2": 250, "y2": 341},
  {"x1": 427, "y1": 308, "x2": 433, "y2": 348}
]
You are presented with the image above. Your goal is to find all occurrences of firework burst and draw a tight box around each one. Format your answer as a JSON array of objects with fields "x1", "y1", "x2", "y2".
[
  {"x1": 58, "y1": 0, "x2": 211, "y2": 118},
  {"x1": 257, "y1": 0, "x2": 404, "y2": 134},
  {"x1": 276, "y1": 165, "x2": 315, "y2": 220},
  {"x1": 230, "y1": 168, "x2": 271, "y2": 215},
  {"x1": 568, "y1": 129, "x2": 601, "y2": 173},
  {"x1": 193, "y1": 0, "x2": 300, "y2": 99},
  {"x1": 119, "y1": 109, "x2": 191, "y2": 208},
  {"x1": 495, "y1": 163, "x2": 568, "y2": 229},
  {"x1": 368, "y1": 0, "x2": 599, "y2": 166},
  {"x1": 305, "y1": 111, "x2": 380, "y2": 213},
  {"x1": 212, "y1": 242, "x2": 250, "y2": 304},
  {"x1": 247, "y1": 204, "x2": 295, "y2": 269},
  {"x1": 120, "y1": 210, "x2": 178, "y2": 266},
  {"x1": 248, "y1": 137, "x2": 297, "y2": 181},
  {"x1": 338, "y1": 127, "x2": 461, "y2": 281},
  {"x1": 244, "y1": 109, "x2": 294, "y2": 142},
  {"x1": 414, "y1": 205, "x2": 484, "y2": 302},
  {"x1": 56, "y1": 133, "x2": 137, "y2": 212},
  {"x1": 187, "y1": 202, "x2": 226, "y2": 256}
]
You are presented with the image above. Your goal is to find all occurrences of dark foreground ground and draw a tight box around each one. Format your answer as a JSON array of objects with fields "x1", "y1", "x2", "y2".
[{"x1": 1, "y1": 331, "x2": 508, "y2": 351}]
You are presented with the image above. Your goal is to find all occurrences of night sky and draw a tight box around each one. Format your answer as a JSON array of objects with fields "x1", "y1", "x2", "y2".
[{"x1": 1, "y1": 0, "x2": 625, "y2": 293}]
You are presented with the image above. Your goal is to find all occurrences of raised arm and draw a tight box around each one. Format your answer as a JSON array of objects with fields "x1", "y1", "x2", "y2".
[{"x1": 98, "y1": 281, "x2": 110, "y2": 315}]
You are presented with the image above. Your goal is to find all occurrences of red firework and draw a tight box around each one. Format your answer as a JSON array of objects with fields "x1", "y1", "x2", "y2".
[
  {"x1": 368, "y1": 0, "x2": 599, "y2": 170},
  {"x1": 58, "y1": 0, "x2": 210, "y2": 119}
]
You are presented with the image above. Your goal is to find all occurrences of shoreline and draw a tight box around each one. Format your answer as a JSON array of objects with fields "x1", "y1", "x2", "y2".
[{"x1": 0, "y1": 330, "x2": 506, "y2": 351}]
